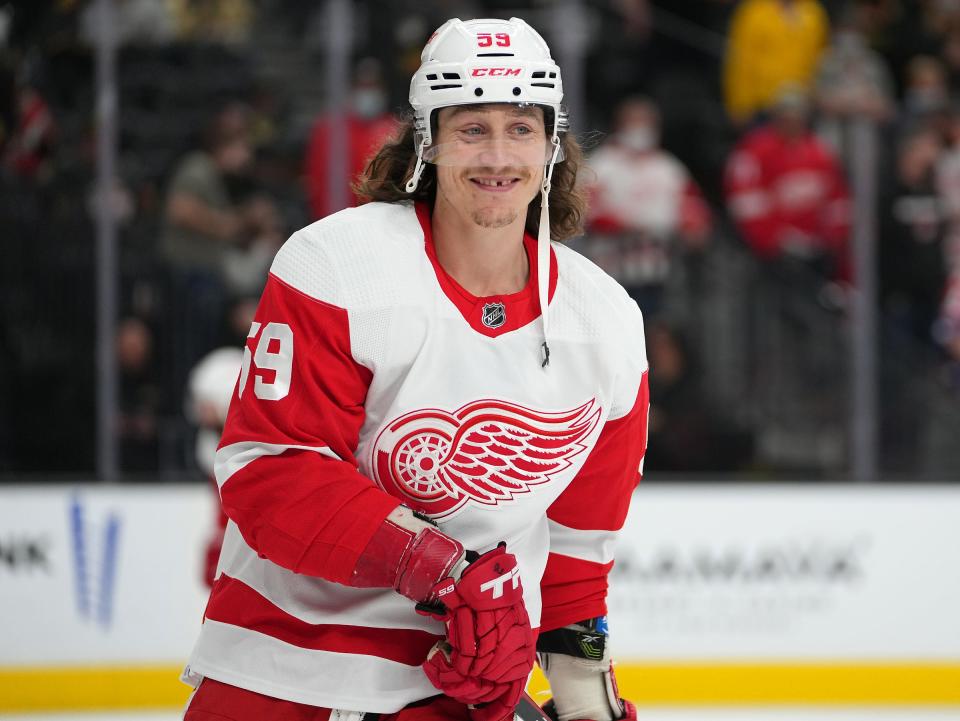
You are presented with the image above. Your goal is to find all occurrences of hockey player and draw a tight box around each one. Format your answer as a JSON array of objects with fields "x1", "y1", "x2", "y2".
[{"x1": 183, "y1": 17, "x2": 647, "y2": 721}]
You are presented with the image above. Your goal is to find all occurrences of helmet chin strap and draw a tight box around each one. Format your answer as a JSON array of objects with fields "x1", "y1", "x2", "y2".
[
  {"x1": 538, "y1": 134, "x2": 562, "y2": 369},
  {"x1": 406, "y1": 140, "x2": 429, "y2": 193}
]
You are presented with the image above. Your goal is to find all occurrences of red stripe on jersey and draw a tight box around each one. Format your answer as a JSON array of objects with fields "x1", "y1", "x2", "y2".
[
  {"x1": 538, "y1": 554, "x2": 613, "y2": 633},
  {"x1": 540, "y1": 372, "x2": 649, "y2": 631},
  {"x1": 546, "y1": 371, "x2": 649, "y2": 531},
  {"x1": 416, "y1": 202, "x2": 558, "y2": 338},
  {"x1": 219, "y1": 448, "x2": 399, "y2": 583},
  {"x1": 185, "y1": 676, "x2": 334, "y2": 720},
  {"x1": 205, "y1": 574, "x2": 444, "y2": 666}
]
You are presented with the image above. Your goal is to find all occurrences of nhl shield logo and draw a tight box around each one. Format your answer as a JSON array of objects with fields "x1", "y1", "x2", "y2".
[{"x1": 481, "y1": 302, "x2": 506, "y2": 329}]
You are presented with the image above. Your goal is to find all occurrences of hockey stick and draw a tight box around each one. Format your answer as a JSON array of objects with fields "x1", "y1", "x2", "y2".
[{"x1": 514, "y1": 692, "x2": 551, "y2": 721}]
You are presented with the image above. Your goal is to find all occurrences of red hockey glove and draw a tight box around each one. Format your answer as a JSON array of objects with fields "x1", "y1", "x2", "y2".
[
  {"x1": 418, "y1": 544, "x2": 535, "y2": 713},
  {"x1": 351, "y1": 507, "x2": 466, "y2": 603},
  {"x1": 468, "y1": 679, "x2": 528, "y2": 721},
  {"x1": 423, "y1": 643, "x2": 524, "y2": 708},
  {"x1": 424, "y1": 649, "x2": 526, "y2": 721}
]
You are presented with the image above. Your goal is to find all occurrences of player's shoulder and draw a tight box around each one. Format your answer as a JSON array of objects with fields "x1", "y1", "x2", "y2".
[
  {"x1": 270, "y1": 201, "x2": 422, "y2": 305},
  {"x1": 554, "y1": 242, "x2": 631, "y2": 306},
  {"x1": 552, "y1": 242, "x2": 646, "y2": 355},
  {"x1": 290, "y1": 201, "x2": 419, "y2": 253}
]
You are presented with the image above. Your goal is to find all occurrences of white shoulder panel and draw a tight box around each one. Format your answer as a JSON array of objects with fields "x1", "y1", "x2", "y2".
[
  {"x1": 550, "y1": 243, "x2": 637, "y2": 339},
  {"x1": 269, "y1": 202, "x2": 424, "y2": 310},
  {"x1": 551, "y1": 242, "x2": 648, "y2": 418}
]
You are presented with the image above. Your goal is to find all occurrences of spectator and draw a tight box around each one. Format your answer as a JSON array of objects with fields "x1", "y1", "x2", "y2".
[
  {"x1": 723, "y1": 0, "x2": 830, "y2": 127},
  {"x1": 116, "y1": 316, "x2": 160, "y2": 473},
  {"x1": 878, "y1": 126, "x2": 950, "y2": 474},
  {"x1": 814, "y1": 1, "x2": 896, "y2": 167},
  {"x1": 161, "y1": 103, "x2": 255, "y2": 274},
  {"x1": 724, "y1": 87, "x2": 851, "y2": 279},
  {"x1": 899, "y1": 55, "x2": 950, "y2": 137},
  {"x1": 159, "y1": 103, "x2": 264, "y2": 410},
  {"x1": 584, "y1": 96, "x2": 712, "y2": 315},
  {"x1": 304, "y1": 57, "x2": 398, "y2": 220},
  {"x1": 881, "y1": 126, "x2": 948, "y2": 344},
  {"x1": 0, "y1": 77, "x2": 54, "y2": 181}
]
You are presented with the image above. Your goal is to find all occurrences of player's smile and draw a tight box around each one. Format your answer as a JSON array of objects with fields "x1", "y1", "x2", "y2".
[
  {"x1": 467, "y1": 169, "x2": 531, "y2": 194},
  {"x1": 469, "y1": 175, "x2": 523, "y2": 192}
]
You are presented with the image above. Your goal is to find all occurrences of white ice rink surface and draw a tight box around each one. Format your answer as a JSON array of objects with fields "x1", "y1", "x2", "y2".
[{"x1": 3, "y1": 710, "x2": 960, "y2": 721}]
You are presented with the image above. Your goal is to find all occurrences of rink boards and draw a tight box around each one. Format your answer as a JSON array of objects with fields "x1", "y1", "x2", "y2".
[{"x1": 1, "y1": 483, "x2": 958, "y2": 711}]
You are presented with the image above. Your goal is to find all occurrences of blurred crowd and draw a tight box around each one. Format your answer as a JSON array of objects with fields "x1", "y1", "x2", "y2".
[{"x1": 2, "y1": 0, "x2": 960, "y2": 480}]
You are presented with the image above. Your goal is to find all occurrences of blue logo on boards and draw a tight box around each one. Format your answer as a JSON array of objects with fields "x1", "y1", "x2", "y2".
[{"x1": 69, "y1": 494, "x2": 122, "y2": 629}]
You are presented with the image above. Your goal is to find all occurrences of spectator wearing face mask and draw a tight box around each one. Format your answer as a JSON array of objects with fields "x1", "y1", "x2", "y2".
[
  {"x1": 585, "y1": 96, "x2": 711, "y2": 314},
  {"x1": 304, "y1": 57, "x2": 398, "y2": 220}
]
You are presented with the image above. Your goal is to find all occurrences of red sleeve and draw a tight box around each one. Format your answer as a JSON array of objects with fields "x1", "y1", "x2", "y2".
[
  {"x1": 539, "y1": 371, "x2": 649, "y2": 632},
  {"x1": 216, "y1": 272, "x2": 400, "y2": 584}
]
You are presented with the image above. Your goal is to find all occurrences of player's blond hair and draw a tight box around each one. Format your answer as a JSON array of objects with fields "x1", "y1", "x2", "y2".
[{"x1": 355, "y1": 114, "x2": 588, "y2": 242}]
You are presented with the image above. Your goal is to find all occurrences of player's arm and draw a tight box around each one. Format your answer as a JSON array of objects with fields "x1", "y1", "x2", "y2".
[
  {"x1": 537, "y1": 301, "x2": 648, "y2": 721},
  {"x1": 215, "y1": 232, "x2": 464, "y2": 596}
]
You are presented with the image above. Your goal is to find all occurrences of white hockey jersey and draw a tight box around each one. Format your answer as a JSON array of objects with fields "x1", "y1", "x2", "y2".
[{"x1": 183, "y1": 201, "x2": 649, "y2": 713}]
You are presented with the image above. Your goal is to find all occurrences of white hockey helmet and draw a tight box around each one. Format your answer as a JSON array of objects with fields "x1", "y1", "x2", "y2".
[{"x1": 406, "y1": 17, "x2": 567, "y2": 192}]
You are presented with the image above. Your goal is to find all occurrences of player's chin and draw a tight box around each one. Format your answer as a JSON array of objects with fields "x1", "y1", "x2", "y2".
[{"x1": 470, "y1": 206, "x2": 521, "y2": 230}]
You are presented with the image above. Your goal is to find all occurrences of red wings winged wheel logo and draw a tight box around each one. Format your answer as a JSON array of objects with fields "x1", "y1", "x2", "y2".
[{"x1": 371, "y1": 399, "x2": 602, "y2": 519}]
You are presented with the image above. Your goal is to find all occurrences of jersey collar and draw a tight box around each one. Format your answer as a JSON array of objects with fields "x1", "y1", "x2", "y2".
[{"x1": 415, "y1": 201, "x2": 558, "y2": 338}]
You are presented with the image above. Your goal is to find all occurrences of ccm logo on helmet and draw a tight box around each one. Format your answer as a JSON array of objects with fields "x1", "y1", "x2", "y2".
[
  {"x1": 472, "y1": 67, "x2": 522, "y2": 77},
  {"x1": 479, "y1": 566, "x2": 521, "y2": 599}
]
